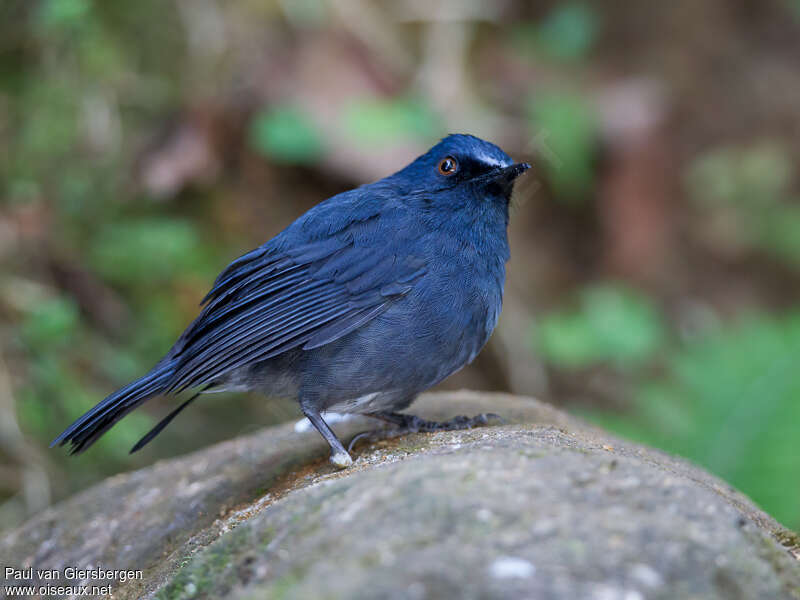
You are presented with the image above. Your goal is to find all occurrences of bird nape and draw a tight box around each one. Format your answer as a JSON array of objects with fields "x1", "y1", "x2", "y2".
[{"x1": 51, "y1": 134, "x2": 530, "y2": 469}]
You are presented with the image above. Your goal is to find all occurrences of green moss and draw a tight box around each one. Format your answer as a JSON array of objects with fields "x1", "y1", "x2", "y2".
[
  {"x1": 746, "y1": 529, "x2": 800, "y2": 599},
  {"x1": 156, "y1": 527, "x2": 252, "y2": 600}
]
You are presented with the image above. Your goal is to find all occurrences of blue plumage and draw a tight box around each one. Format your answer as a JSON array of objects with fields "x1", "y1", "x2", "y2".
[{"x1": 52, "y1": 134, "x2": 529, "y2": 467}]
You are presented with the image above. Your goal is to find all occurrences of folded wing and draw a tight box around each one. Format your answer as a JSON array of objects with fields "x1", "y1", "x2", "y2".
[{"x1": 165, "y1": 202, "x2": 426, "y2": 393}]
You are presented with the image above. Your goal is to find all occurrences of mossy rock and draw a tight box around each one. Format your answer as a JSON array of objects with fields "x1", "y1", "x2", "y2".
[{"x1": 1, "y1": 392, "x2": 798, "y2": 599}]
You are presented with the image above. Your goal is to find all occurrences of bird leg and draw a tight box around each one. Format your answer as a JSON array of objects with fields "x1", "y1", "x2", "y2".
[
  {"x1": 347, "y1": 411, "x2": 503, "y2": 452},
  {"x1": 301, "y1": 406, "x2": 353, "y2": 469}
]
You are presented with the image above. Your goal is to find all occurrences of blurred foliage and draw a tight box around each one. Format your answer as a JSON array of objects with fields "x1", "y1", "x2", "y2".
[
  {"x1": 686, "y1": 141, "x2": 800, "y2": 265},
  {"x1": 38, "y1": 0, "x2": 91, "y2": 29},
  {"x1": 343, "y1": 96, "x2": 439, "y2": 146},
  {"x1": 526, "y1": 92, "x2": 597, "y2": 202},
  {"x1": 787, "y1": 0, "x2": 800, "y2": 21},
  {"x1": 249, "y1": 105, "x2": 325, "y2": 164},
  {"x1": 88, "y1": 219, "x2": 217, "y2": 285},
  {"x1": 534, "y1": 284, "x2": 665, "y2": 369},
  {"x1": 512, "y1": 3, "x2": 599, "y2": 62},
  {"x1": 20, "y1": 297, "x2": 80, "y2": 349}
]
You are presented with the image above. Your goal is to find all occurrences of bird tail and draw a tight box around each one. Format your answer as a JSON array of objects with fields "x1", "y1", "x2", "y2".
[{"x1": 51, "y1": 359, "x2": 177, "y2": 455}]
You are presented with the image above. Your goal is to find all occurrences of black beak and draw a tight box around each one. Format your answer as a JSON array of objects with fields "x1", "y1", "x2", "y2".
[
  {"x1": 497, "y1": 162, "x2": 531, "y2": 181},
  {"x1": 489, "y1": 162, "x2": 531, "y2": 195}
]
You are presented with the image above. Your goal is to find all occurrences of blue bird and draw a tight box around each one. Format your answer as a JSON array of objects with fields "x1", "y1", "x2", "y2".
[{"x1": 52, "y1": 134, "x2": 530, "y2": 468}]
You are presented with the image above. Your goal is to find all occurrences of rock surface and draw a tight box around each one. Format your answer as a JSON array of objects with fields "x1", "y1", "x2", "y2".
[{"x1": 1, "y1": 391, "x2": 798, "y2": 599}]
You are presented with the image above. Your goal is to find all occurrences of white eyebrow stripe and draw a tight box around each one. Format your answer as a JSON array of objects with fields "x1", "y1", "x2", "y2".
[{"x1": 474, "y1": 153, "x2": 510, "y2": 168}]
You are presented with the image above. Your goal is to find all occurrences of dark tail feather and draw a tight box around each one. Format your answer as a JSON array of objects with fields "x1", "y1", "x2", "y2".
[
  {"x1": 129, "y1": 389, "x2": 203, "y2": 454},
  {"x1": 51, "y1": 360, "x2": 176, "y2": 455}
]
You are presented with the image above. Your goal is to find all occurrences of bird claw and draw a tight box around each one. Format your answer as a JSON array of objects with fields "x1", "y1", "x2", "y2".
[
  {"x1": 403, "y1": 412, "x2": 504, "y2": 432},
  {"x1": 330, "y1": 450, "x2": 353, "y2": 469},
  {"x1": 346, "y1": 427, "x2": 407, "y2": 452},
  {"x1": 347, "y1": 430, "x2": 373, "y2": 453}
]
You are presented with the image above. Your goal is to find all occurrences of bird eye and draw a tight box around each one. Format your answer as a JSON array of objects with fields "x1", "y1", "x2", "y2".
[{"x1": 437, "y1": 156, "x2": 458, "y2": 176}]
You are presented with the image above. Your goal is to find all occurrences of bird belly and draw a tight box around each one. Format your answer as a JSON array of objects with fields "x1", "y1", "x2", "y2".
[{"x1": 329, "y1": 278, "x2": 500, "y2": 395}]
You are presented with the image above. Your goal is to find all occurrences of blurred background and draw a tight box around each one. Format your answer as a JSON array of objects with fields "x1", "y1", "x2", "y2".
[{"x1": 2, "y1": 0, "x2": 800, "y2": 532}]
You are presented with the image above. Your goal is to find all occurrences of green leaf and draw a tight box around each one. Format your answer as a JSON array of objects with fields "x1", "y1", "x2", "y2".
[
  {"x1": 343, "y1": 97, "x2": 439, "y2": 145},
  {"x1": 511, "y1": 4, "x2": 599, "y2": 62},
  {"x1": 527, "y1": 92, "x2": 596, "y2": 203},
  {"x1": 21, "y1": 296, "x2": 80, "y2": 348},
  {"x1": 535, "y1": 284, "x2": 665, "y2": 369},
  {"x1": 536, "y1": 3, "x2": 599, "y2": 61},
  {"x1": 249, "y1": 106, "x2": 323, "y2": 164},
  {"x1": 785, "y1": 0, "x2": 800, "y2": 23},
  {"x1": 280, "y1": 0, "x2": 328, "y2": 27},
  {"x1": 757, "y1": 206, "x2": 800, "y2": 265},
  {"x1": 38, "y1": 0, "x2": 91, "y2": 29},
  {"x1": 88, "y1": 219, "x2": 205, "y2": 285}
]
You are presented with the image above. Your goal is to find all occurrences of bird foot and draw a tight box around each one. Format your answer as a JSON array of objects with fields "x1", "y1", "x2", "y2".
[
  {"x1": 347, "y1": 412, "x2": 504, "y2": 452},
  {"x1": 400, "y1": 412, "x2": 505, "y2": 432}
]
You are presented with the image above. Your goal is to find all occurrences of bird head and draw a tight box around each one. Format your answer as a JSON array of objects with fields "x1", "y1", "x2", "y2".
[{"x1": 391, "y1": 134, "x2": 530, "y2": 203}]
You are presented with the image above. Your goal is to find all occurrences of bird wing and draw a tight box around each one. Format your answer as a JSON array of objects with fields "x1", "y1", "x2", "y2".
[{"x1": 165, "y1": 198, "x2": 427, "y2": 393}]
